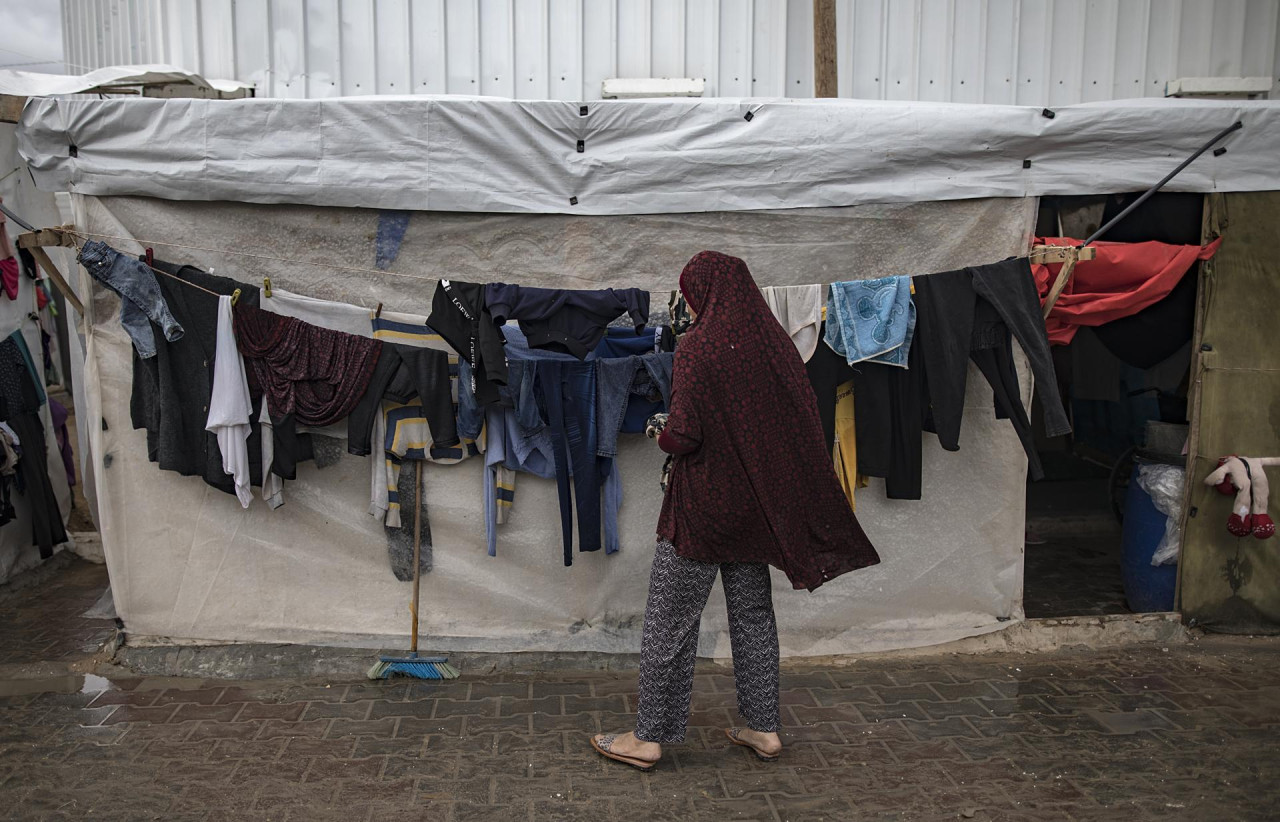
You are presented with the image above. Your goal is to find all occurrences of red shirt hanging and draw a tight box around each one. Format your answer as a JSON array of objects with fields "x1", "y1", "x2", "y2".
[{"x1": 1033, "y1": 235, "x2": 1221, "y2": 345}]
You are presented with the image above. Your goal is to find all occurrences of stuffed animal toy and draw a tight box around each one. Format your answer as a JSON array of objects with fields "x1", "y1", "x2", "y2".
[{"x1": 1203, "y1": 456, "x2": 1279, "y2": 540}]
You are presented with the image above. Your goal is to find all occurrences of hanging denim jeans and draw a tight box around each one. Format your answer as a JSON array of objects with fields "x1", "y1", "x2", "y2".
[
  {"x1": 77, "y1": 240, "x2": 183, "y2": 358},
  {"x1": 464, "y1": 331, "x2": 622, "y2": 562},
  {"x1": 596, "y1": 353, "x2": 674, "y2": 458},
  {"x1": 537, "y1": 358, "x2": 610, "y2": 564}
]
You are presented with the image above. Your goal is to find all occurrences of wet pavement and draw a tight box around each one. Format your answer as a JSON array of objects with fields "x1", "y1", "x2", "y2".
[
  {"x1": 2, "y1": 562, "x2": 1279, "y2": 820},
  {"x1": 1023, "y1": 533, "x2": 1129, "y2": 619},
  {"x1": 0, "y1": 556, "x2": 115, "y2": 668}
]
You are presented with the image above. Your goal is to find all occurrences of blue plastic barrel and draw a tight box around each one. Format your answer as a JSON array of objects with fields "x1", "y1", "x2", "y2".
[{"x1": 1120, "y1": 459, "x2": 1179, "y2": 612}]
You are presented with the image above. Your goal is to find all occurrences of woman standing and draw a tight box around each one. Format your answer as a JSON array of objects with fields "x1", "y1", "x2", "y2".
[{"x1": 590, "y1": 251, "x2": 881, "y2": 770}]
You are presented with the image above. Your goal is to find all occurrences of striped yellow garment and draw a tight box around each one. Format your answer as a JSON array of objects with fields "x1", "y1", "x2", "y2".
[{"x1": 371, "y1": 312, "x2": 489, "y2": 527}]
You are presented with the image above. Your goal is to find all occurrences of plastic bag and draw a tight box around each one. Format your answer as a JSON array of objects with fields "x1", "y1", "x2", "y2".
[{"x1": 1136, "y1": 463, "x2": 1185, "y2": 566}]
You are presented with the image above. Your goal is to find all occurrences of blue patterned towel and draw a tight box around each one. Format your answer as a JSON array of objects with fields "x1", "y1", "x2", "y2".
[{"x1": 824, "y1": 276, "x2": 916, "y2": 368}]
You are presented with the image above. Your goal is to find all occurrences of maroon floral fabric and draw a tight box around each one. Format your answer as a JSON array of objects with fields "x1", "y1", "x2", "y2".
[
  {"x1": 233, "y1": 303, "x2": 382, "y2": 428},
  {"x1": 657, "y1": 251, "x2": 880, "y2": 591}
]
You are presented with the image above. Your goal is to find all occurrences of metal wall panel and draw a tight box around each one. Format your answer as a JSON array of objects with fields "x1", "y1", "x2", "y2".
[{"x1": 60, "y1": 0, "x2": 1280, "y2": 102}]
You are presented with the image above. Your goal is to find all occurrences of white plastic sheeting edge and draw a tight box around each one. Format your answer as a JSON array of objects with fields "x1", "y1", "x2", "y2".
[
  {"x1": 0, "y1": 65, "x2": 252, "y2": 97},
  {"x1": 80, "y1": 194, "x2": 1034, "y2": 656},
  {"x1": 18, "y1": 97, "x2": 1280, "y2": 215}
]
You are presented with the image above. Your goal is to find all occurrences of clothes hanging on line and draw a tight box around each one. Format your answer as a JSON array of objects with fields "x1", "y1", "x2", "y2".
[
  {"x1": 461, "y1": 326, "x2": 622, "y2": 563},
  {"x1": 233, "y1": 303, "x2": 382, "y2": 431},
  {"x1": 77, "y1": 240, "x2": 184, "y2": 359},
  {"x1": 850, "y1": 342, "x2": 927, "y2": 499},
  {"x1": 47, "y1": 398, "x2": 74, "y2": 489},
  {"x1": 831, "y1": 380, "x2": 862, "y2": 511},
  {"x1": 205, "y1": 295, "x2": 254, "y2": 508},
  {"x1": 761, "y1": 284, "x2": 823, "y2": 362},
  {"x1": 426, "y1": 280, "x2": 508, "y2": 407},
  {"x1": 596, "y1": 327, "x2": 674, "y2": 435},
  {"x1": 0, "y1": 421, "x2": 18, "y2": 526},
  {"x1": 1092, "y1": 272, "x2": 1198, "y2": 370},
  {"x1": 258, "y1": 404, "x2": 283, "y2": 509},
  {"x1": 260, "y1": 285, "x2": 375, "y2": 441},
  {"x1": 595, "y1": 327, "x2": 674, "y2": 460},
  {"x1": 369, "y1": 308, "x2": 478, "y2": 530},
  {"x1": 596, "y1": 353, "x2": 673, "y2": 459},
  {"x1": 0, "y1": 333, "x2": 66, "y2": 557},
  {"x1": 486, "y1": 284, "x2": 650, "y2": 360},
  {"x1": 479, "y1": 401, "x2": 556, "y2": 558},
  {"x1": 911, "y1": 257, "x2": 1071, "y2": 482},
  {"x1": 805, "y1": 323, "x2": 856, "y2": 454},
  {"x1": 1032, "y1": 236, "x2": 1221, "y2": 346},
  {"x1": 0, "y1": 257, "x2": 18, "y2": 301},
  {"x1": 130, "y1": 260, "x2": 271, "y2": 496},
  {"x1": 825, "y1": 276, "x2": 916, "y2": 368},
  {"x1": 511, "y1": 326, "x2": 618, "y2": 563}
]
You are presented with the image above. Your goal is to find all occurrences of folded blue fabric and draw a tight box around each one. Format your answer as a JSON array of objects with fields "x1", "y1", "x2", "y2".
[{"x1": 825, "y1": 276, "x2": 916, "y2": 368}]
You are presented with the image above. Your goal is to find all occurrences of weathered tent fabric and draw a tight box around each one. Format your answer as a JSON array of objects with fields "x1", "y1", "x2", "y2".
[
  {"x1": 77, "y1": 194, "x2": 1034, "y2": 655},
  {"x1": 1180, "y1": 192, "x2": 1280, "y2": 635},
  {"x1": 19, "y1": 97, "x2": 1278, "y2": 215}
]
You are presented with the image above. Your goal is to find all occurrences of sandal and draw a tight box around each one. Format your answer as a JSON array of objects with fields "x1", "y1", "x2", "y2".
[
  {"x1": 590, "y1": 734, "x2": 659, "y2": 772},
  {"x1": 725, "y1": 727, "x2": 781, "y2": 762}
]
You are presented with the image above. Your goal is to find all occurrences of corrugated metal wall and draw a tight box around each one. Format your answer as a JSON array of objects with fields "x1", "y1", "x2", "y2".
[{"x1": 61, "y1": 0, "x2": 1280, "y2": 102}]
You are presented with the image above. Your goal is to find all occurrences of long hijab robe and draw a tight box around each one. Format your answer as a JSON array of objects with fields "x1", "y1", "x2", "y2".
[{"x1": 657, "y1": 251, "x2": 880, "y2": 591}]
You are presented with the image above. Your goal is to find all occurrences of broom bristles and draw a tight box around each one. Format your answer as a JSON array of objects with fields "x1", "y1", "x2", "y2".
[{"x1": 367, "y1": 654, "x2": 459, "y2": 680}]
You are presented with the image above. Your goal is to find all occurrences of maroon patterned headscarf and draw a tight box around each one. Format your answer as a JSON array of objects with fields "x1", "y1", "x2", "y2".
[{"x1": 658, "y1": 251, "x2": 880, "y2": 591}]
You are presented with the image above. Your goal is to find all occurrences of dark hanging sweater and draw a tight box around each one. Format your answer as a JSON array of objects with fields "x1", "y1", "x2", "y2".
[{"x1": 129, "y1": 260, "x2": 265, "y2": 495}]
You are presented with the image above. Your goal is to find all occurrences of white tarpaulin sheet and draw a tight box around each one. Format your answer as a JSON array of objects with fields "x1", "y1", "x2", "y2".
[
  {"x1": 78, "y1": 194, "x2": 1034, "y2": 656},
  {"x1": 0, "y1": 65, "x2": 252, "y2": 96},
  {"x1": 17, "y1": 96, "x2": 1278, "y2": 214}
]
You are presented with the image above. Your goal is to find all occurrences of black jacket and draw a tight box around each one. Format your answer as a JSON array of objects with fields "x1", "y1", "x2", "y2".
[{"x1": 130, "y1": 260, "x2": 266, "y2": 495}]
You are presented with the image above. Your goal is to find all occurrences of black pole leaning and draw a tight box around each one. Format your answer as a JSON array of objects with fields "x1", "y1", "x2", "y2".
[
  {"x1": 0, "y1": 201, "x2": 36, "y2": 232},
  {"x1": 1082, "y1": 120, "x2": 1243, "y2": 247}
]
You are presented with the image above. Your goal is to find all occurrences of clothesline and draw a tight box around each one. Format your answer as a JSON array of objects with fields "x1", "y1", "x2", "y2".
[
  {"x1": 65, "y1": 228, "x2": 439, "y2": 282},
  {"x1": 63, "y1": 228, "x2": 227, "y2": 300},
  {"x1": 63, "y1": 227, "x2": 1077, "y2": 293}
]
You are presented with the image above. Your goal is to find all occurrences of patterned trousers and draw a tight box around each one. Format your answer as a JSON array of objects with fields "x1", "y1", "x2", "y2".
[{"x1": 633, "y1": 540, "x2": 780, "y2": 743}]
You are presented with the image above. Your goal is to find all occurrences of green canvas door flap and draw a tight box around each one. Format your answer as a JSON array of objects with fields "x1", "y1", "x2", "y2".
[{"x1": 1179, "y1": 192, "x2": 1280, "y2": 634}]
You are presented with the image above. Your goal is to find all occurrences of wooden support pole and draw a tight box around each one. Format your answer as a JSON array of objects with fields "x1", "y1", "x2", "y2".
[
  {"x1": 813, "y1": 0, "x2": 838, "y2": 98},
  {"x1": 1041, "y1": 255, "x2": 1079, "y2": 318},
  {"x1": 15, "y1": 229, "x2": 84, "y2": 316},
  {"x1": 0, "y1": 95, "x2": 26, "y2": 125},
  {"x1": 25, "y1": 247, "x2": 84, "y2": 317}
]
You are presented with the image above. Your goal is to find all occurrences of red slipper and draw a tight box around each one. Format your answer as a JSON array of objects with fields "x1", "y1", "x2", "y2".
[
  {"x1": 1252, "y1": 514, "x2": 1276, "y2": 540},
  {"x1": 1228, "y1": 513, "x2": 1254, "y2": 538}
]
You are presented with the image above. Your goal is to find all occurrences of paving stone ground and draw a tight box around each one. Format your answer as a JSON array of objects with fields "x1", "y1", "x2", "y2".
[{"x1": 2, "y1": 560, "x2": 1278, "y2": 821}]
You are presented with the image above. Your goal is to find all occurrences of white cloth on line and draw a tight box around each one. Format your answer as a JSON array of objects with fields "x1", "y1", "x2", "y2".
[
  {"x1": 259, "y1": 403, "x2": 283, "y2": 510},
  {"x1": 205, "y1": 295, "x2": 253, "y2": 508},
  {"x1": 761, "y1": 284, "x2": 823, "y2": 362}
]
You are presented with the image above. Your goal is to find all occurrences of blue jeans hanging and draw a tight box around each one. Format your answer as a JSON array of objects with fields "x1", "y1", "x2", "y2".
[{"x1": 77, "y1": 240, "x2": 183, "y2": 359}]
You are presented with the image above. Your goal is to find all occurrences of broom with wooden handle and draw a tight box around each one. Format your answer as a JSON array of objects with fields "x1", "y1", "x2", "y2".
[{"x1": 368, "y1": 460, "x2": 459, "y2": 680}]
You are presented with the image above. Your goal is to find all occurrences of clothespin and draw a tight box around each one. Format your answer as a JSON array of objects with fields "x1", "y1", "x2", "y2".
[
  {"x1": 144, "y1": 247, "x2": 153, "y2": 267},
  {"x1": 375, "y1": 302, "x2": 383, "y2": 319},
  {"x1": 231, "y1": 288, "x2": 241, "y2": 306},
  {"x1": 263, "y1": 277, "x2": 272, "y2": 298}
]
